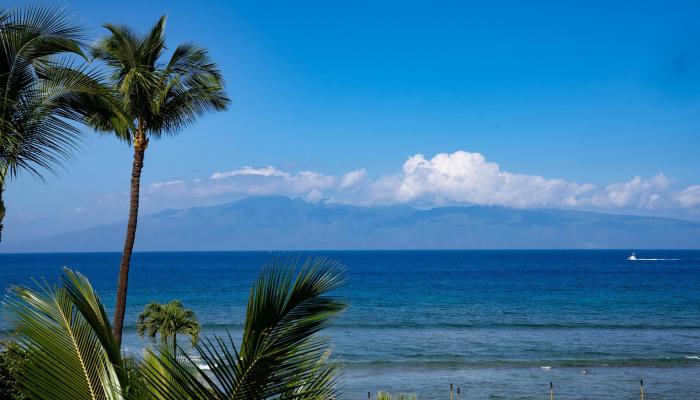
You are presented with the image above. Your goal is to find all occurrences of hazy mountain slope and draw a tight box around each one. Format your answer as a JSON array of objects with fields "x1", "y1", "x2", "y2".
[{"x1": 3, "y1": 196, "x2": 700, "y2": 252}]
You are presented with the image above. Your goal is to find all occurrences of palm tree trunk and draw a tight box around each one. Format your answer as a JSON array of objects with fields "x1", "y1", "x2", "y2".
[
  {"x1": 113, "y1": 134, "x2": 148, "y2": 346},
  {"x1": 173, "y1": 334, "x2": 177, "y2": 353},
  {"x1": 0, "y1": 182, "x2": 5, "y2": 242}
]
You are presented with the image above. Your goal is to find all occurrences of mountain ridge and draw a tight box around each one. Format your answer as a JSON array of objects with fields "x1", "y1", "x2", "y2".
[{"x1": 3, "y1": 195, "x2": 700, "y2": 252}]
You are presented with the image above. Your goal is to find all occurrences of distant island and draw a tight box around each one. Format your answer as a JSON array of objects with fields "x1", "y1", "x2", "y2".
[{"x1": 4, "y1": 195, "x2": 700, "y2": 252}]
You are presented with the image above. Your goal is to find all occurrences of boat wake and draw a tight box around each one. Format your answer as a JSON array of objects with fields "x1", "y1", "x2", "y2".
[{"x1": 627, "y1": 252, "x2": 679, "y2": 261}]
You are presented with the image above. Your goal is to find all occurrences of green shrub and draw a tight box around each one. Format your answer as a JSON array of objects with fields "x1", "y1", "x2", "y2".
[
  {"x1": 0, "y1": 341, "x2": 29, "y2": 400},
  {"x1": 376, "y1": 390, "x2": 417, "y2": 400}
]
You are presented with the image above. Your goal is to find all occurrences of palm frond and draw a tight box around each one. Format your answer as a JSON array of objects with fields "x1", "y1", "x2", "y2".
[
  {"x1": 61, "y1": 269, "x2": 123, "y2": 369},
  {"x1": 2, "y1": 269, "x2": 123, "y2": 400},
  {"x1": 91, "y1": 22, "x2": 158, "y2": 122},
  {"x1": 280, "y1": 350, "x2": 341, "y2": 400},
  {"x1": 0, "y1": 5, "x2": 108, "y2": 183},
  {"x1": 141, "y1": 345, "x2": 215, "y2": 400},
  {"x1": 137, "y1": 16, "x2": 167, "y2": 69},
  {"x1": 2, "y1": 257, "x2": 346, "y2": 399},
  {"x1": 0, "y1": 4, "x2": 85, "y2": 61},
  {"x1": 144, "y1": 256, "x2": 347, "y2": 400},
  {"x1": 90, "y1": 16, "x2": 229, "y2": 142},
  {"x1": 148, "y1": 42, "x2": 228, "y2": 136}
]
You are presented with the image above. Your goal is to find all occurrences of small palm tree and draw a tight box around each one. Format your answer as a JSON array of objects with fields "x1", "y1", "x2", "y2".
[
  {"x1": 3, "y1": 256, "x2": 346, "y2": 400},
  {"x1": 137, "y1": 300, "x2": 200, "y2": 351},
  {"x1": 88, "y1": 16, "x2": 230, "y2": 346},
  {"x1": 147, "y1": 256, "x2": 348, "y2": 399},
  {"x1": 0, "y1": 6, "x2": 115, "y2": 241}
]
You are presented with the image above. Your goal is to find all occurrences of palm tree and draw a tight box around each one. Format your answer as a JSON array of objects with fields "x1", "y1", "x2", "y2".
[
  {"x1": 89, "y1": 16, "x2": 229, "y2": 346},
  {"x1": 0, "y1": 6, "x2": 115, "y2": 241},
  {"x1": 137, "y1": 300, "x2": 200, "y2": 351},
  {"x1": 3, "y1": 256, "x2": 346, "y2": 400},
  {"x1": 147, "y1": 256, "x2": 348, "y2": 399}
]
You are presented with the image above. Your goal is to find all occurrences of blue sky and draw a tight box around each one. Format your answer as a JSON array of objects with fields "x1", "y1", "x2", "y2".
[{"x1": 5, "y1": 0, "x2": 700, "y2": 241}]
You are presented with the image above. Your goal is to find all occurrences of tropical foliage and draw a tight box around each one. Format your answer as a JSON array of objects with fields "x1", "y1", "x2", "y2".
[
  {"x1": 376, "y1": 391, "x2": 417, "y2": 400},
  {"x1": 2, "y1": 256, "x2": 346, "y2": 400},
  {"x1": 0, "y1": 5, "x2": 350, "y2": 400},
  {"x1": 0, "y1": 341, "x2": 29, "y2": 400},
  {"x1": 0, "y1": 5, "x2": 115, "y2": 241},
  {"x1": 87, "y1": 15, "x2": 230, "y2": 345},
  {"x1": 145, "y1": 256, "x2": 347, "y2": 399},
  {"x1": 137, "y1": 300, "x2": 200, "y2": 351}
]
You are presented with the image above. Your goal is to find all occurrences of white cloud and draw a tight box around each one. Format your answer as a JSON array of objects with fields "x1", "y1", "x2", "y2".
[
  {"x1": 591, "y1": 174, "x2": 670, "y2": 209},
  {"x1": 149, "y1": 180, "x2": 185, "y2": 189},
  {"x1": 340, "y1": 169, "x2": 366, "y2": 189},
  {"x1": 677, "y1": 185, "x2": 700, "y2": 208},
  {"x1": 210, "y1": 166, "x2": 288, "y2": 180},
  {"x1": 392, "y1": 151, "x2": 594, "y2": 208},
  {"x1": 137, "y1": 150, "x2": 700, "y2": 218},
  {"x1": 306, "y1": 188, "x2": 324, "y2": 203},
  {"x1": 141, "y1": 166, "x2": 337, "y2": 210},
  {"x1": 290, "y1": 171, "x2": 336, "y2": 192}
]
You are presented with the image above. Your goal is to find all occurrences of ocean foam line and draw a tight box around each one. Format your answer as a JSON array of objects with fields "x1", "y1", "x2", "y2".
[
  {"x1": 325, "y1": 322, "x2": 700, "y2": 330},
  {"x1": 337, "y1": 357, "x2": 700, "y2": 370},
  {"x1": 5, "y1": 321, "x2": 700, "y2": 338},
  {"x1": 49, "y1": 321, "x2": 700, "y2": 333}
]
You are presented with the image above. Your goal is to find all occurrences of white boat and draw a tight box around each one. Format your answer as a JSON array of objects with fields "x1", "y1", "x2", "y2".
[{"x1": 627, "y1": 252, "x2": 637, "y2": 261}]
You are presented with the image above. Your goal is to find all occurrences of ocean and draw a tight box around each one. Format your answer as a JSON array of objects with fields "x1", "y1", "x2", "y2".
[{"x1": 1, "y1": 250, "x2": 699, "y2": 399}]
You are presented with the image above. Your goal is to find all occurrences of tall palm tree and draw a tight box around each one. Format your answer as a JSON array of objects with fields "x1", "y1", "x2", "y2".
[
  {"x1": 0, "y1": 6, "x2": 114, "y2": 241},
  {"x1": 3, "y1": 256, "x2": 346, "y2": 400},
  {"x1": 136, "y1": 300, "x2": 200, "y2": 351},
  {"x1": 89, "y1": 16, "x2": 229, "y2": 345}
]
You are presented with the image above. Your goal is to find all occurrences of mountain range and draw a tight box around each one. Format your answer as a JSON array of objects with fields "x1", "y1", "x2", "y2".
[{"x1": 3, "y1": 196, "x2": 700, "y2": 252}]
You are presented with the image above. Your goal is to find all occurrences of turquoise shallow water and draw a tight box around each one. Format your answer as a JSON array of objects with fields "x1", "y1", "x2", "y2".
[{"x1": 1, "y1": 250, "x2": 699, "y2": 399}]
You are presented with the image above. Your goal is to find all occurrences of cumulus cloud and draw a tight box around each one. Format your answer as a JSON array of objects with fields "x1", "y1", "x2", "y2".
[
  {"x1": 340, "y1": 169, "x2": 367, "y2": 189},
  {"x1": 392, "y1": 151, "x2": 594, "y2": 207},
  {"x1": 591, "y1": 174, "x2": 670, "y2": 209},
  {"x1": 138, "y1": 150, "x2": 700, "y2": 218},
  {"x1": 677, "y1": 185, "x2": 700, "y2": 208}
]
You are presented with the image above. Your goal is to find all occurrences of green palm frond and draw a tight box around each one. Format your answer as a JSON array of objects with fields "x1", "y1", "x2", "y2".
[
  {"x1": 0, "y1": 4, "x2": 85, "y2": 62},
  {"x1": 144, "y1": 256, "x2": 347, "y2": 400},
  {"x1": 280, "y1": 350, "x2": 341, "y2": 400},
  {"x1": 0, "y1": 5, "x2": 128, "y2": 241},
  {"x1": 0, "y1": 5, "x2": 93, "y2": 181},
  {"x1": 148, "y1": 41, "x2": 228, "y2": 136},
  {"x1": 2, "y1": 60, "x2": 119, "y2": 180},
  {"x1": 3, "y1": 257, "x2": 347, "y2": 399},
  {"x1": 137, "y1": 16, "x2": 167, "y2": 68},
  {"x1": 90, "y1": 15, "x2": 230, "y2": 141},
  {"x1": 62, "y1": 268, "x2": 123, "y2": 369},
  {"x1": 2, "y1": 269, "x2": 124, "y2": 400}
]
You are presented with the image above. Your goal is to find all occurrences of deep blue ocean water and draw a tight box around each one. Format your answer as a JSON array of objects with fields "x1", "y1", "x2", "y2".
[{"x1": 1, "y1": 250, "x2": 699, "y2": 399}]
